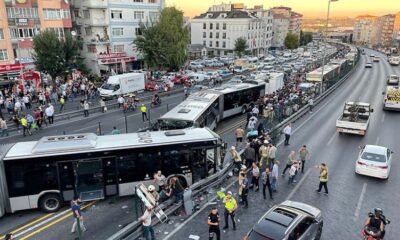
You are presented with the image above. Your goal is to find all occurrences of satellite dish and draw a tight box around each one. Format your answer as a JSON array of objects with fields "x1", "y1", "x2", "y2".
[{"x1": 71, "y1": 31, "x2": 76, "y2": 36}]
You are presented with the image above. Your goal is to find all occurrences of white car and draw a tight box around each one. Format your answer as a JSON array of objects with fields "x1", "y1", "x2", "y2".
[{"x1": 355, "y1": 145, "x2": 392, "y2": 179}]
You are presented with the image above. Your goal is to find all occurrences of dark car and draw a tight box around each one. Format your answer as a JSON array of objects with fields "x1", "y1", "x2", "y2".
[{"x1": 244, "y1": 201, "x2": 323, "y2": 240}]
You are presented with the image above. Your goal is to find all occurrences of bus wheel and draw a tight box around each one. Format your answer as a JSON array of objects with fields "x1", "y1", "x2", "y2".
[
  {"x1": 241, "y1": 106, "x2": 247, "y2": 114},
  {"x1": 39, "y1": 194, "x2": 61, "y2": 213}
]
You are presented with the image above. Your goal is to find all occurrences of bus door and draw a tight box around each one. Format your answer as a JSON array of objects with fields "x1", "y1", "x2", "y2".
[
  {"x1": 75, "y1": 159, "x2": 105, "y2": 201},
  {"x1": 57, "y1": 162, "x2": 75, "y2": 202},
  {"x1": 103, "y1": 157, "x2": 118, "y2": 197}
]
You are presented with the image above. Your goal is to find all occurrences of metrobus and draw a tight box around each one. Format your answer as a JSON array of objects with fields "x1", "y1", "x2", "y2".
[
  {"x1": 306, "y1": 64, "x2": 340, "y2": 82},
  {"x1": 156, "y1": 81, "x2": 265, "y2": 130},
  {"x1": 383, "y1": 86, "x2": 400, "y2": 111},
  {"x1": 0, "y1": 128, "x2": 224, "y2": 215}
]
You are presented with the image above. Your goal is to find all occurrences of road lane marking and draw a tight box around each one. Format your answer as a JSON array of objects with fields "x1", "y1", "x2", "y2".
[
  {"x1": 0, "y1": 213, "x2": 53, "y2": 240},
  {"x1": 286, "y1": 168, "x2": 312, "y2": 200},
  {"x1": 354, "y1": 183, "x2": 367, "y2": 220},
  {"x1": 375, "y1": 137, "x2": 380, "y2": 145},
  {"x1": 326, "y1": 132, "x2": 337, "y2": 146},
  {"x1": 18, "y1": 201, "x2": 96, "y2": 240},
  {"x1": 381, "y1": 113, "x2": 385, "y2": 123}
]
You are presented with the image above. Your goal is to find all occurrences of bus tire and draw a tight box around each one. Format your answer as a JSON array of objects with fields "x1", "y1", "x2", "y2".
[
  {"x1": 39, "y1": 193, "x2": 61, "y2": 213},
  {"x1": 241, "y1": 106, "x2": 247, "y2": 114}
]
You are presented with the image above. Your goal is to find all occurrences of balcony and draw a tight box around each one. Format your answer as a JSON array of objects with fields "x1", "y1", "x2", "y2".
[{"x1": 82, "y1": 0, "x2": 108, "y2": 9}]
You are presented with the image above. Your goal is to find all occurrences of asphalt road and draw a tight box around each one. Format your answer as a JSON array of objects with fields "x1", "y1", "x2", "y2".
[{"x1": 150, "y1": 49, "x2": 400, "y2": 240}]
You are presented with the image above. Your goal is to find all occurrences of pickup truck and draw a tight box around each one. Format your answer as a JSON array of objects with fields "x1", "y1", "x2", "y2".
[{"x1": 336, "y1": 102, "x2": 373, "y2": 136}]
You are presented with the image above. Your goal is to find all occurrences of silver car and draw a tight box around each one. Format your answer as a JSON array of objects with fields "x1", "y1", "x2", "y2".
[{"x1": 245, "y1": 201, "x2": 323, "y2": 240}]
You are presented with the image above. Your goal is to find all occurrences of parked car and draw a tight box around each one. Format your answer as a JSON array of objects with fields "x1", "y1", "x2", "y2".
[
  {"x1": 161, "y1": 72, "x2": 177, "y2": 81},
  {"x1": 204, "y1": 71, "x2": 220, "y2": 81},
  {"x1": 189, "y1": 62, "x2": 204, "y2": 70},
  {"x1": 172, "y1": 74, "x2": 189, "y2": 85},
  {"x1": 145, "y1": 81, "x2": 158, "y2": 91},
  {"x1": 244, "y1": 201, "x2": 323, "y2": 240},
  {"x1": 217, "y1": 69, "x2": 233, "y2": 78}
]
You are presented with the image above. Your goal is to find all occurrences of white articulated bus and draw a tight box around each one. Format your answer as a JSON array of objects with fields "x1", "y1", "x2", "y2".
[
  {"x1": 0, "y1": 128, "x2": 224, "y2": 215},
  {"x1": 156, "y1": 81, "x2": 265, "y2": 130}
]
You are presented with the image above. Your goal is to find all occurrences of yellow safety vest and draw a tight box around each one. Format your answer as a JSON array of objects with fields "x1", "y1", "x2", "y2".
[
  {"x1": 20, "y1": 118, "x2": 28, "y2": 126},
  {"x1": 224, "y1": 197, "x2": 236, "y2": 211},
  {"x1": 140, "y1": 106, "x2": 147, "y2": 113}
]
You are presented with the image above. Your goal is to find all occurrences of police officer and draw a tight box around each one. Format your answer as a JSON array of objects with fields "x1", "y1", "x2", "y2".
[
  {"x1": 208, "y1": 207, "x2": 220, "y2": 240},
  {"x1": 140, "y1": 104, "x2": 149, "y2": 122},
  {"x1": 223, "y1": 191, "x2": 237, "y2": 230}
]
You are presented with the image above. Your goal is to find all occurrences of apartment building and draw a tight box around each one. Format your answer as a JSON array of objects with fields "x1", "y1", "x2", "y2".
[
  {"x1": 393, "y1": 12, "x2": 400, "y2": 47},
  {"x1": 271, "y1": 14, "x2": 289, "y2": 48},
  {"x1": 71, "y1": 0, "x2": 165, "y2": 74},
  {"x1": 353, "y1": 15, "x2": 377, "y2": 45},
  {"x1": 372, "y1": 14, "x2": 395, "y2": 47},
  {"x1": 190, "y1": 4, "x2": 273, "y2": 57},
  {"x1": 271, "y1": 7, "x2": 303, "y2": 36},
  {"x1": 0, "y1": 0, "x2": 72, "y2": 82}
]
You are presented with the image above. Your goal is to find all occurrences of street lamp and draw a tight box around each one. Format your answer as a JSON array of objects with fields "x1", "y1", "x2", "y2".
[{"x1": 320, "y1": 0, "x2": 338, "y2": 94}]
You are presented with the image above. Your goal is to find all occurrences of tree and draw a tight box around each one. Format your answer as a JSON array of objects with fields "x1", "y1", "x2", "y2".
[
  {"x1": 300, "y1": 31, "x2": 313, "y2": 46},
  {"x1": 133, "y1": 7, "x2": 189, "y2": 71},
  {"x1": 234, "y1": 37, "x2": 248, "y2": 58},
  {"x1": 284, "y1": 33, "x2": 299, "y2": 49},
  {"x1": 33, "y1": 30, "x2": 86, "y2": 89}
]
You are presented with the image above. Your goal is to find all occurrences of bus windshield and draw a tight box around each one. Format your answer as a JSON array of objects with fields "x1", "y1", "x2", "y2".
[{"x1": 158, "y1": 119, "x2": 194, "y2": 130}]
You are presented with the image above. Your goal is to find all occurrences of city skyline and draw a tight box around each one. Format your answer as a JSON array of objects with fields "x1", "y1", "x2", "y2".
[{"x1": 166, "y1": 0, "x2": 400, "y2": 18}]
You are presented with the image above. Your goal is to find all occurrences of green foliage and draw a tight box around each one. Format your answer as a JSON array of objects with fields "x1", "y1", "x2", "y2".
[
  {"x1": 300, "y1": 31, "x2": 313, "y2": 46},
  {"x1": 234, "y1": 37, "x2": 248, "y2": 58},
  {"x1": 133, "y1": 7, "x2": 189, "y2": 71},
  {"x1": 284, "y1": 33, "x2": 300, "y2": 49},
  {"x1": 33, "y1": 30, "x2": 87, "y2": 88}
]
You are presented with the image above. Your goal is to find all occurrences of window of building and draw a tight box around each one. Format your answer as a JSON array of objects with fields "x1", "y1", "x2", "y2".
[
  {"x1": 6, "y1": 7, "x2": 38, "y2": 19},
  {"x1": 0, "y1": 49, "x2": 7, "y2": 61},
  {"x1": 203, "y1": 32, "x2": 206, "y2": 38},
  {"x1": 83, "y1": 10, "x2": 90, "y2": 19},
  {"x1": 49, "y1": 28, "x2": 64, "y2": 38},
  {"x1": 113, "y1": 44, "x2": 125, "y2": 53},
  {"x1": 133, "y1": 0, "x2": 143, "y2": 2},
  {"x1": 209, "y1": 32, "x2": 212, "y2": 38},
  {"x1": 223, "y1": 23, "x2": 226, "y2": 30},
  {"x1": 209, "y1": 41, "x2": 212, "y2": 47},
  {"x1": 149, "y1": 12, "x2": 159, "y2": 21},
  {"x1": 134, "y1": 11, "x2": 144, "y2": 20},
  {"x1": 9, "y1": 27, "x2": 40, "y2": 39},
  {"x1": 111, "y1": 10, "x2": 122, "y2": 19},
  {"x1": 135, "y1": 28, "x2": 142, "y2": 36},
  {"x1": 222, "y1": 32, "x2": 226, "y2": 39},
  {"x1": 112, "y1": 28, "x2": 124, "y2": 36},
  {"x1": 87, "y1": 44, "x2": 97, "y2": 53},
  {"x1": 216, "y1": 32, "x2": 219, "y2": 38},
  {"x1": 203, "y1": 40, "x2": 206, "y2": 46},
  {"x1": 148, "y1": 0, "x2": 157, "y2": 3},
  {"x1": 203, "y1": 23, "x2": 206, "y2": 29},
  {"x1": 209, "y1": 23, "x2": 213, "y2": 30},
  {"x1": 74, "y1": 10, "x2": 79, "y2": 18},
  {"x1": 216, "y1": 23, "x2": 219, "y2": 30},
  {"x1": 222, "y1": 41, "x2": 226, "y2": 48},
  {"x1": 85, "y1": 27, "x2": 92, "y2": 36},
  {"x1": 215, "y1": 41, "x2": 219, "y2": 47},
  {"x1": 0, "y1": 29, "x2": 3, "y2": 40}
]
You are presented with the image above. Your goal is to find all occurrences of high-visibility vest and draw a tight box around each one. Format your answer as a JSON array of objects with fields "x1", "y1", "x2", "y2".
[
  {"x1": 140, "y1": 106, "x2": 147, "y2": 113},
  {"x1": 224, "y1": 197, "x2": 236, "y2": 211}
]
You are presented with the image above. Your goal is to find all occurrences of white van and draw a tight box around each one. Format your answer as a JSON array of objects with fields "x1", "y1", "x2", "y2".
[
  {"x1": 189, "y1": 73, "x2": 206, "y2": 83},
  {"x1": 99, "y1": 73, "x2": 145, "y2": 99}
]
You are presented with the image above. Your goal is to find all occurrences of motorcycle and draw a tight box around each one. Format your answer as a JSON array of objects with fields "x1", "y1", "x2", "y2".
[{"x1": 362, "y1": 212, "x2": 390, "y2": 240}]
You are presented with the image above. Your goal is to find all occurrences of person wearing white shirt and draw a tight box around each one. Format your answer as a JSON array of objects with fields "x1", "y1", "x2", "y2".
[
  {"x1": 283, "y1": 123, "x2": 292, "y2": 146},
  {"x1": 117, "y1": 96, "x2": 125, "y2": 108},
  {"x1": 45, "y1": 104, "x2": 54, "y2": 124},
  {"x1": 139, "y1": 206, "x2": 155, "y2": 240},
  {"x1": 252, "y1": 106, "x2": 259, "y2": 116},
  {"x1": 271, "y1": 160, "x2": 279, "y2": 192}
]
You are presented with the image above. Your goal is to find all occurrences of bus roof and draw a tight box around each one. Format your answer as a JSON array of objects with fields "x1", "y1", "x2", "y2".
[
  {"x1": 159, "y1": 91, "x2": 221, "y2": 122},
  {"x1": 213, "y1": 82, "x2": 263, "y2": 94},
  {"x1": 306, "y1": 64, "x2": 339, "y2": 82},
  {"x1": 3, "y1": 128, "x2": 219, "y2": 160}
]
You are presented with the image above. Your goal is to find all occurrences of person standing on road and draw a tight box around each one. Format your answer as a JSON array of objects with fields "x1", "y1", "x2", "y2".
[
  {"x1": 140, "y1": 104, "x2": 149, "y2": 122},
  {"x1": 271, "y1": 160, "x2": 279, "y2": 192},
  {"x1": 282, "y1": 151, "x2": 296, "y2": 176},
  {"x1": 234, "y1": 126, "x2": 245, "y2": 148},
  {"x1": 111, "y1": 126, "x2": 120, "y2": 135},
  {"x1": 288, "y1": 160, "x2": 299, "y2": 185},
  {"x1": 249, "y1": 162, "x2": 260, "y2": 192},
  {"x1": 229, "y1": 146, "x2": 242, "y2": 174},
  {"x1": 316, "y1": 163, "x2": 329, "y2": 195},
  {"x1": 223, "y1": 191, "x2": 237, "y2": 230},
  {"x1": 258, "y1": 141, "x2": 269, "y2": 168},
  {"x1": 153, "y1": 170, "x2": 166, "y2": 193},
  {"x1": 243, "y1": 143, "x2": 256, "y2": 168},
  {"x1": 83, "y1": 101, "x2": 90, "y2": 117},
  {"x1": 100, "y1": 98, "x2": 106, "y2": 113},
  {"x1": 139, "y1": 206, "x2": 155, "y2": 240},
  {"x1": 261, "y1": 167, "x2": 273, "y2": 200},
  {"x1": 71, "y1": 196, "x2": 87, "y2": 234},
  {"x1": 298, "y1": 145, "x2": 311, "y2": 173},
  {"x1": 118, "y1": 95, "x2": 125, "y2": 108},
  {"x1": 240, "y1": 172, "x2": 249, "y2": 208},
  {"x1": 208, "y1": 207, "x2": 221, "y2": 240},
  {"x1": 59, "y1": 96, "x2": 65, "y2": 112},
  {"x1": 268, "y1": 144, "x2": 277, "y2": 170},
  {"x1": 308, "y1": 97, "x2": 314, "y2": 113},
  {"x1": 283, "y1": 123, "x2": 292, "y2": 145},
  {"x1": 0, "y1": 118, "x2": 8, "y2": 137},
  {"x1": 20, "y1": 115, "x2": 31, "y2": 137},
  {"x1": 45, "y1": 104, "x2": 54, "y2": 124}
]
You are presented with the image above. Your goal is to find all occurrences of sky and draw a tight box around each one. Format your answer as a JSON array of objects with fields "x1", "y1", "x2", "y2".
[{"x1": 166, "y1": 0, "x2": 400, "y2": 18}]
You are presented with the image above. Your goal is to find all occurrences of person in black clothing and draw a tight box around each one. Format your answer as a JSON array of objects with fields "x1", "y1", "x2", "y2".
[
  {"x1": 261, "y1": 167, "x2": 273, "y2": 200},
  {"x1": 170, "y1": 177, "x2": 184, "y2": 204},
  {"x1": 208, "y1": 207, "x2": 220, "y2": 240},
  {"x1": 241, "y1": 172, "x2": 249, "y2": 208}
]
